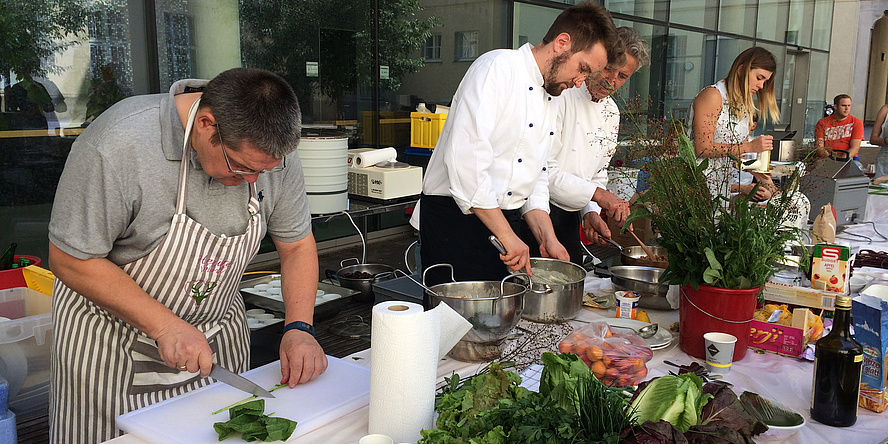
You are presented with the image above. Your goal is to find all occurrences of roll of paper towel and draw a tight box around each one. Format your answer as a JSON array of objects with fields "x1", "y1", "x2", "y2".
[
  {"x1": 368, "y1": 301, "x2": 471, "y2": 443},
  {"x1": 353, "y1": 147, "x2": 397, "y2": 168}
]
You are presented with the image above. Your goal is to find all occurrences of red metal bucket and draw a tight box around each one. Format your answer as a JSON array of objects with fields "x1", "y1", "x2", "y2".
[{"x1": 679, "y1": 284, "x2": 758, "y2": 361}]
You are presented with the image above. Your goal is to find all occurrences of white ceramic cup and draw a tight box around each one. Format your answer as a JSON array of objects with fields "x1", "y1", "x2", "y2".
[
  {"x1": 703, "y1": 332, "x2": 737, "y2": 373},
  {"x1": 359, "y1": 434, "x2": 393, "y2": 444}
]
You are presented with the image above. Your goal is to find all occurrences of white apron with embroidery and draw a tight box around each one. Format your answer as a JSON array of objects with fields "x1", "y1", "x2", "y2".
[{"x1": 49, "y1": 99, "x2": 263, "y2": 444}]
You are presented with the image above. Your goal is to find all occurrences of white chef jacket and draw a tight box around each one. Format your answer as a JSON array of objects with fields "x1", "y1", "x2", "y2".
[
  {"x1": 420, "y1": 43, "x2": 560, "y2": 215},
  {"x1": 546, "y1": 83, "x2": 619, "y2": 216}
]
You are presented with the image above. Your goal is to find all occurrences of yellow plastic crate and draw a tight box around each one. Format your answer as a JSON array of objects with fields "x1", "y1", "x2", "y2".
[
  {"x1": 410, "y1": 112, "x2": 447, "y2": 149},
  {"x1": 23, "y1": 265, "x2": 55, "y2": 296}
]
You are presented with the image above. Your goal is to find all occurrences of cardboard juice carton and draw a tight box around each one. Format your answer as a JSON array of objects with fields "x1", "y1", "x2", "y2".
[
  {"x1": 852, "y1": 294, "x2": 888, "y2": 413},
  {"x1": 810, "y1": 243, "x2": 850, "y2": 293}
]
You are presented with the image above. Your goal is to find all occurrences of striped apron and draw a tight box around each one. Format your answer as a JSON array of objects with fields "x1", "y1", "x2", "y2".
[{"x1": 49, "y1": 99, "x2": 263, "y2": 444}]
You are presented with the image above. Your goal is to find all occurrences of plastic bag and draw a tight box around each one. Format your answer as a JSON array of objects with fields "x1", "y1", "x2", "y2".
[{"x1": 557, "y1": 320, "x2": 653, "y2": 387}]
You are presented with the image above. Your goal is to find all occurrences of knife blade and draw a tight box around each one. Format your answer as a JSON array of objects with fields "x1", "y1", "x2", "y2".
[{"x1": 210, "y1": 364, "x2": 275, "y2": 398}]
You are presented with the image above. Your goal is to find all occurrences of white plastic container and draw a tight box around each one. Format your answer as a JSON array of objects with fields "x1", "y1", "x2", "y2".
[
  {"x1": 0, "y1": 287, "x2": 53, "y2": 418},
  {"x1": 296, "y1": 132, "x2": 349, "y2": 214}
]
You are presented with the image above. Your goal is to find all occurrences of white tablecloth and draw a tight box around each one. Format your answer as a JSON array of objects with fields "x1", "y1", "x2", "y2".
[{"x1": 106, "y1": 194, "x2": 888, "y2": 444}]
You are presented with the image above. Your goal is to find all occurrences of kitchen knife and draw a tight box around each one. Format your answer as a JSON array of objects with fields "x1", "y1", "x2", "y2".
[{"x1": 210, "y1": 364, "x2": 275, "y2": 398}]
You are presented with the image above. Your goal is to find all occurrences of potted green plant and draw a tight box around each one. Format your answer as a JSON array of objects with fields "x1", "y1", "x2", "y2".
[{"x1": 623, "y1": 121, "x2": 807, "y2": 361}]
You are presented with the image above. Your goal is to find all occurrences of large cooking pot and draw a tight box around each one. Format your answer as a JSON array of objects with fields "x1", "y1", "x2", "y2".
[
  {"x1": 609, "y1": 265, "x2": 671, "y2": 310},
  {"x1": 424, "y1": 264, "x2": 526, "y2": 362},
  {"x1": 519, "y1": 258, "x2": 586, "y2": 323},
  {"x1": 331, "y1": 258, "x2": 394, "y2": 302}
]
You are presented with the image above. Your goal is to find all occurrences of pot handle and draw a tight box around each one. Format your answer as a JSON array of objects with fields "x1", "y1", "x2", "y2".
[
  {"x1": 340, "y1": 257, "x2": 361, "y2": 268},
  {"x1": 325, "y1": 269, "x2": 339, "y2": 281},
  {"x1": 372, "y1": 270, "x2": 396, "y2": 282},
  {"x1": 502, "y1": 273, "x2": 532, "y2": 297},
  {"x1": 422, "y1": 263, "x2": 455, "y2": 287},
  {"x1": 404, "y1": 240, "x2": 419, "y2": 274}
]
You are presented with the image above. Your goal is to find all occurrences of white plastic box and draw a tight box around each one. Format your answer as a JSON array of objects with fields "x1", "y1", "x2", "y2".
[{"x1": 0, "y1": 287, "x2": 53, "y2": 419}]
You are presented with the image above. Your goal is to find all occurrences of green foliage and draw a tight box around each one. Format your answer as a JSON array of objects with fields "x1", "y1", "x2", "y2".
[
  {"x1": 239, "y1": 0, "x2": 439, "y2": 115},
  {"x1": 420, "y1": 355, "x2": 633, "y2": 444},
  {"x1": 85, "y1": 65, "x2": 126, "y2": 122},
  {"x1": 624, "y1": 121, "x2": 806, "y2": 290},
  {"x1": 0, "y1": 0, "x2": 90, "y2": 79},
  {"x1": 212, "y1": 399, "x2": 298, "y2": 442},
  {"x1": 628, "y1": 373, "x2": 711, "y2": 433}
]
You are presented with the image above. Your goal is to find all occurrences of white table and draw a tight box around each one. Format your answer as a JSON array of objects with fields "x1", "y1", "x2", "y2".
[
  {"x1": 106, "y1": 303, "x2": 887, "y2": 444},
  {"x1": 106, "y1": 196, "x2": 888, "y2": 444}
]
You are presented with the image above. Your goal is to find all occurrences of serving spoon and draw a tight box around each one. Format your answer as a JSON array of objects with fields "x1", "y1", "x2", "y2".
[{"x1": 612, "y1": 322, "x2": 659, "y2": 339}]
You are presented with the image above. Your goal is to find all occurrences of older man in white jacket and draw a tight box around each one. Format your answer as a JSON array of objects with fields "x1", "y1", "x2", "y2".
[{"x1": 523, "y1": 27, "x2": 650, "y2": 265}]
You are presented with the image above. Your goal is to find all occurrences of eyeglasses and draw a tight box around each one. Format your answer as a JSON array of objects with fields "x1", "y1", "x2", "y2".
[{"x1": 216, "y1": 125, "x2": 286, "y2": 175}]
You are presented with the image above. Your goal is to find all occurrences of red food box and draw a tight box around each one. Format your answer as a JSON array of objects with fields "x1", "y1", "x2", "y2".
[{"x1": 747, "y1": 308, "x2": 815, "y2": 357}]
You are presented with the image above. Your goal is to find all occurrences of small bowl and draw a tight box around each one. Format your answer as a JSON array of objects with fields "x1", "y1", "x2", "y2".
[
  {"x1": 245, "y1": 308, "x2": 266, "y2": 316},
  {"x1": 253, "y1": 284, "x2": 271, "y2": 291},
  {"x1": 316, "y1": 289, "x2": 325, "y2": 297},
  {"x1": 268, "y1": 280, "x2": 282, "y2": 287},
  {"x1": 268, "y1": 287, "x2": 282, "y2": 295},
  {"x1": 849, "y1": 275, "x2": 868, "y2": 294},
  {"x1": 250, "y1": 313, "x2": 275, "y2": 321},
  {"x1": 758, "y1": 418, "x2": 805, "y2": 441}
]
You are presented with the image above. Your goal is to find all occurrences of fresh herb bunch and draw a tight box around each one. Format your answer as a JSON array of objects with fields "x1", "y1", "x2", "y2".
[
  {"x1": 623, "y1": 120, "x2": 806, "y2": 290},
  {"x1": 419, "y1": 354, "x2": 634, "y2": 444}
]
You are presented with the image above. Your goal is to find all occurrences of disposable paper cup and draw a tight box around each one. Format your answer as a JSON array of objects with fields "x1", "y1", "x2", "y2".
[
  {"x1": 615, "y1": 291, "x2": 639, "y2": 320},
  {"x1": 703, "y1": 332, "x2": 737, "y2": 373},
  {"x1": 359, "y1": 434, "x2": 393, "y2": 444}
]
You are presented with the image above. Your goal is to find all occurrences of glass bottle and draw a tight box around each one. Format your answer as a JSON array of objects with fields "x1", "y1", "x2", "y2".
[
  {"x1": 810, "y1": 295, "x2": 863, "y2": 426},
  {"x1": 0, "y1": 243, "x2": 16, "y2": 270}
]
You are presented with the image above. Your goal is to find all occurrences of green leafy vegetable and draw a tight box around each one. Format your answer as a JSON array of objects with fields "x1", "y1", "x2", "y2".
[
  {"x1": 213, "y1": 399, "x2": 298, "y2": 442},
  {"x1": 628, "y1": 373, "x2": 711, "y2": 432},
  {"x1": 738, "y1": 391, "x2": 804, "y2": 427}
]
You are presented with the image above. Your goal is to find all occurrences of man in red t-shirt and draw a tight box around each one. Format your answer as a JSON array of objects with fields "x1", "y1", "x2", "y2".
[{"x1": 815, "y1": 94, "x2": 864, "y2": 160}]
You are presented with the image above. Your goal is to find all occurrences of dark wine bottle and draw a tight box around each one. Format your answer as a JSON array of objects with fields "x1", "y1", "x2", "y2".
[
  {"x1": 810, "y1": 295, "x2": 863, "y2": 426},
  {"x1": 0, "y1": 243, "x2": 16, "y2": 270}
]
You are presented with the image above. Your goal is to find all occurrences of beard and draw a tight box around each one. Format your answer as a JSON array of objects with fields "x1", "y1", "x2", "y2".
[{"x1": 542, "y1": 52, "x2": 571, "y2": 96}]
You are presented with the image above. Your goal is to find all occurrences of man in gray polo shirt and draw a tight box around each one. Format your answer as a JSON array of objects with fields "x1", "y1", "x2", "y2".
[{"x1": 47, "y1": 68, "x2": 325, "y2": 443}]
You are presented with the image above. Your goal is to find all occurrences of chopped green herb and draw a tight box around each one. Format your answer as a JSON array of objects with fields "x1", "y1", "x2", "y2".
[{"x1": 213, "y1": 399, "x2": 298, "y2": 442}]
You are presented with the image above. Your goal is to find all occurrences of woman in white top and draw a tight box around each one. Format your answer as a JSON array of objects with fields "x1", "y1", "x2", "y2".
[
  {"x1": 686, "y1": 47, "x2": 780, "y2": 200},
  {"x1": 868, "y1": 103, "x2": 888, "y2": 179}
]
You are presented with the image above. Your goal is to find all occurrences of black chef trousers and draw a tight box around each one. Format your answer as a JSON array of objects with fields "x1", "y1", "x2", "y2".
[{"x1": 418, "y1": 194, "x2": 521, "y2": 288}]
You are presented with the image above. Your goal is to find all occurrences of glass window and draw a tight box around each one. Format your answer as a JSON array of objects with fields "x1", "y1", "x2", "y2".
[
  {"x1": 604, "y1": 0, "x2": 669, "y2": 21},
  {"x1": 756, "y1": 0, "x2": 789, "y2": 43},
  {"x1": 455, "y1": 31, "x2": 479, "y2": 61},
  {"x1": 811, "y1": 0, "x2": 833, "y2": 51},
  {"x1": 664, "y1": 29, "x2": 711, "y2": 121},
  {"x1": 610, "y1": 20, "x2": 666, "y2": 135},
  {"x1": 718, "y1": 0, "x2": 756, "y2": 37},
  {"x1": 805, "y1": 51, "x2": 829, "y2": 143},
  {"x1": 424, "y1": 34, "x2": 442, "y2": 62},
  {"x1": 670, "y1": 0, "x2": 719, "y2": 30},
  {"x1": 788, "y1": 0, "x2": 815, "y2": 47},
  {"x1": 754, "y1": 42, "x2": 787, "y2": 130},
  {"x1": 513, "y1": 3, "x2": 561, "y2": 49}
]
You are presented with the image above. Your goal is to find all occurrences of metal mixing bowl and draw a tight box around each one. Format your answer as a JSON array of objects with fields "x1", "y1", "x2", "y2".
[
  {"x1": 424, "y1": 267, "x2": 526, "y2": 362},
  {"x1": 609, "y1": 265, "x2": 671, "y2": 310},
  {"x1": 520, "y1": 258, "x2": 586, "y2": 323}
]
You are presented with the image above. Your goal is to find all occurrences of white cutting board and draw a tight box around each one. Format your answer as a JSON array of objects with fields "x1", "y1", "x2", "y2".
[{"x1": 117, "y1": 356, "x2": 370, "y2": 443}]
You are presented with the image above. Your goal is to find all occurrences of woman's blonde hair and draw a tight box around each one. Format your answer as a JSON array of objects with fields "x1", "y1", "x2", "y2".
[{"x1": 725, "y1": 47, "x2": 779, "y2": 126}]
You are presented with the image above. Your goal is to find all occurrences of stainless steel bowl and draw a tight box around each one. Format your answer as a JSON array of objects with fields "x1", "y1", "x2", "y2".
[
  {"x1": 520, "y1": 258, "x2": 586, "y2": 323},
  {"x1": 425, "y1": 269, "x2": 526, "y2": 362},
  {"x1": 335, "y1": 263, "x2": 395, "y2": 302},
  {"x1": 609, "y1": 265, "x2": 671, "y2": 310}
]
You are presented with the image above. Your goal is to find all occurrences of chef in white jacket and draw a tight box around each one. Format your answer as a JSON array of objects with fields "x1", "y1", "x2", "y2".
[
  {"x1": 523, "y1": 27, "x2": 650, "y2": 265},
  {"x1": 415, "y1": 2, "x2": 623, "y2": 285}
]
